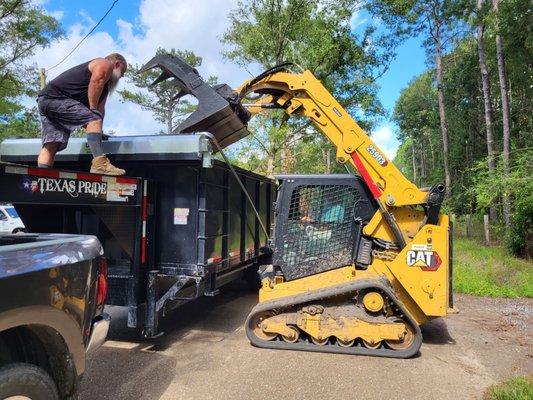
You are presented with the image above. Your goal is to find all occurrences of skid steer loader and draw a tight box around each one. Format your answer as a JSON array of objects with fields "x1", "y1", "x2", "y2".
[{"x1": 139, "y1": 54, "x2": 452, "y2": 358}]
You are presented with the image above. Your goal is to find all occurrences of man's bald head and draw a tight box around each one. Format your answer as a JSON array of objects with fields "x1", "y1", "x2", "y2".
[{"x1": 106, "y1": 53, "x2": 127, "y2": 70}]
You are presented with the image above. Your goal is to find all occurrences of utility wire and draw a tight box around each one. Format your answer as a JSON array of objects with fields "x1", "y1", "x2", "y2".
[{"x1": 46, "y1": 0, "x2": 119, "y2": 72}]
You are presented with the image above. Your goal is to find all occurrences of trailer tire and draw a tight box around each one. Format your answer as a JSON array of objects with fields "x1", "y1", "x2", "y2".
[{"x1": 0, "y1": 362, "x2": 59, "y2": 400}]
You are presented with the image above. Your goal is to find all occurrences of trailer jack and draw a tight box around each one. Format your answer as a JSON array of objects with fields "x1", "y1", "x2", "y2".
[{"x1": 144, "y1": 271, "x2": 201, "y2": 338}]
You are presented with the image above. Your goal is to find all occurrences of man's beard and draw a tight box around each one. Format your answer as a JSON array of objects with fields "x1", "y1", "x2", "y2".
[{"x1": 107, "y1": 68, "x2": 122, "y2": 96}]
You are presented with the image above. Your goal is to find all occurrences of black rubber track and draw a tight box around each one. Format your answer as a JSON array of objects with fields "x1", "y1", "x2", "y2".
[{"x1": 245, "y1": 278, "x2": 422, "y2": 358}]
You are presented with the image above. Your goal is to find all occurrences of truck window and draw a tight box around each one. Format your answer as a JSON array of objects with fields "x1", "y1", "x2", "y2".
[
  {"x1": 4, "y1": 207, "x2": 18, "y2": 219},
  {"x1": 0, "y1": 211, "x2": 7, "y2": 221}
]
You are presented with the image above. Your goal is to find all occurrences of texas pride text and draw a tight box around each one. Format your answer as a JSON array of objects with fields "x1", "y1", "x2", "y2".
[{"x1": 33, "y1": 177, "x2": 107, "y2": 198}]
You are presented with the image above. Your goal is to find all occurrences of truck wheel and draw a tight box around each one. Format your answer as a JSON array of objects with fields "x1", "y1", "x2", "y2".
[
  {"x1": 0, "y1": 363, "x2": 59, "y2": 400},
  {"x1": 11, "y1": 228, "x2": 26, "y2": 234}
]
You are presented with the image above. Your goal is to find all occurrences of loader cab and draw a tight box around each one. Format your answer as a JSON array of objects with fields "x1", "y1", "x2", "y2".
[{"x1": 272, "y1": 175, "x2": 377, "y2": 281}]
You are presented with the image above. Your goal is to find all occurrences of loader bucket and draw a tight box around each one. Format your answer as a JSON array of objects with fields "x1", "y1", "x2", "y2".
[{"x1": 139, "y1": 54, "x2": 251, "y2": 149}]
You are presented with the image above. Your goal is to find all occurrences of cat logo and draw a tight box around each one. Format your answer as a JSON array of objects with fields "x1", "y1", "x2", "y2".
[{"x1": 406, "y1": 244, "x2": 442, "y2": 271}]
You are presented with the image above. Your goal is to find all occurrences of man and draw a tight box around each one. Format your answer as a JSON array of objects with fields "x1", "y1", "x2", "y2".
[{"x1": 36, "y1": 53, "x2": 127, "y2": 175}]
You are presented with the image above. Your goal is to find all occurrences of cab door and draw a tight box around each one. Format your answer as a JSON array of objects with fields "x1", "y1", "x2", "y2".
[{"x1": 0, "y1": 209, "x2": 8, "y2": 233}]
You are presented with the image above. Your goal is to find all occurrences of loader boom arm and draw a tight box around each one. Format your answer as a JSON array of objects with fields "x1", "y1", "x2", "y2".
[{"x1": 238, "y1": 70, "x2": 427, "y2": 207}]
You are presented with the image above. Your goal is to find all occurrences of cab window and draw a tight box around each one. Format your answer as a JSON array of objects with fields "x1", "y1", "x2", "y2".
[{"x1": 4, "y1": 207, "x2": 18, "y2": 219}]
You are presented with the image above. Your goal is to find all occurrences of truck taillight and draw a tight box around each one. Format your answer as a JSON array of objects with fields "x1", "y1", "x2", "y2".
[{"x1": 96, "y1": 257, "x2": 108, "y2": 307}]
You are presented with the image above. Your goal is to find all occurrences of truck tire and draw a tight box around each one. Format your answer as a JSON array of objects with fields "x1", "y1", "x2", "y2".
[
  {"x1": 0, "y1": 363, "x2": 59, "y2": 400},
  {"x1": 12, "y1": 228, "x2": 26, "y2": 234}
]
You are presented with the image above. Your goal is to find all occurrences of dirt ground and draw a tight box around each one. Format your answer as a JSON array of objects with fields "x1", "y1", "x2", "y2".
[{"x1": 80, "y1": 284, "x2": 532, "y2": 400}]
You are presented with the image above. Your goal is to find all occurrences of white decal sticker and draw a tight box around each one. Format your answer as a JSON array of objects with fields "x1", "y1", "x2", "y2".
[
  {"x1": 406, "y1": 245, "x2": 442, "y2": 271},
  {"x1": 106, "y1": 182, "x2": 137, "y2": 201},
  {"x1": 411, "y1": 244, "x2": 431, "y2": 251},
  {"x1": 366, "y1": 144, "x2": 388, "y2": 166},
  {"x1": 174, "y1": 208, "x2": 189, "y2": 225},
  {"x1": 31, "y1": 177, "x2": 107, "y2": 198}
]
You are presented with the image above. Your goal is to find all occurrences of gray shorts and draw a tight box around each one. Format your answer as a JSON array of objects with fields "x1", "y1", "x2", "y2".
[{"x1": 38, "y1": 96, "x2": 101, "y2": 151}]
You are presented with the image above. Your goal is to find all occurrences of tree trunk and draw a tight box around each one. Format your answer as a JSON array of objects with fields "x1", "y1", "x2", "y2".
[
  {"x1": 266, "y1": 154, "x2": 275, "y2": 178},
  {"x1": 429, "y1": 135, "x2": 436, "y2": 169},
  {"x1": 281, "y1": 147, "x2": 292, "y2": 173},
  {"x1": 420, "y1": 137, "x2": 427, "y2": 180},
  {"x1": 322, "y1": 148, "x2": 331, "y2": 173},
  {"x1": 411, "y1": 139, "x2": 417, "y2": 184},
  {"x1": 493, "y1": 0, "x2": 511, "y2": 230},
  {"x1": 166, "y1": 105, "x2": 173, "y2": 134},
  {"x1": 477, "y1": 0, "x2": 497, "y2": 220},
  {"x1": 434, "y1": 21, "x2": 452, "y2": 197}
]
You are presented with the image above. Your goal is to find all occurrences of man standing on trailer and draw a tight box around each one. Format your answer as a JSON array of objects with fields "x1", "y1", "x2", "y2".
[{"x1": 36, "y1": 53, "x2": 128, "y2": 176}]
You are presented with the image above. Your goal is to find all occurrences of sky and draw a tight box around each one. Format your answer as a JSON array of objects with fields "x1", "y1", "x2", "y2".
[{"x1": 32, "y1": 0, "x2": 428, "y2": 159}]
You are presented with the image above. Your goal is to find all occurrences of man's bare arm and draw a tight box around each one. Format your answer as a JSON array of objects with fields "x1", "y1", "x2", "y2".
[
  {"x1": 97, "y1": 96, "x2": 107, "y2": 119},
  {"x1": 87, "y1": 59, "x2": 112, "y2": 110}
]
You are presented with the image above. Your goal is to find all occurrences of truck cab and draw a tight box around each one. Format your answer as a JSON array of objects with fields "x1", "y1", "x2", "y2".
[{"x1": 0, "y1": 205, "x2": 25, "y2": 234}]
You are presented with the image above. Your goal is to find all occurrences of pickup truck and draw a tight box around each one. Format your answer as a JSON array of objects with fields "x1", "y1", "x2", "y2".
[
  {"x1": 0, "y1": 233, "x2": 110, "y2": 400},
  {"x1": 0, "y1": 204, "x2": 25, "y2": 234}
]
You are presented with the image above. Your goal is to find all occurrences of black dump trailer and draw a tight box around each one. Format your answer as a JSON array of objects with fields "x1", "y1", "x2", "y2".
[{"x1": 0, "y1": 134, "x2": 275, "y2": 337}]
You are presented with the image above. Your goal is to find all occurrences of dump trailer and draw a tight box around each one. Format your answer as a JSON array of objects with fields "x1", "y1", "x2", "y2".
[
  {"x1": 0, "y1": 133, "x2": 275, "y2": 337},
  {"x1": 137, "y1": 54, "x2": 453, "y2": 358}
]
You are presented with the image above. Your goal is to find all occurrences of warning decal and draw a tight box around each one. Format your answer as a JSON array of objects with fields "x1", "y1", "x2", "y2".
[{"x1": 174, "y1": 208, "x2": 189, "y2": 225}]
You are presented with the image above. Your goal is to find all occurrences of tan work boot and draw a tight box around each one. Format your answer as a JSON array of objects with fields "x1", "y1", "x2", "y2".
[{"x1": 90, "y1": 155, "x2": 126, "y2": 176}]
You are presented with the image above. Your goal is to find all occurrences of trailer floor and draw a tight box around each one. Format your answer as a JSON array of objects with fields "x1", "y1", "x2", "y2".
[{"x1": 81, "y1": 284, "x2": 532, "y2": 400}]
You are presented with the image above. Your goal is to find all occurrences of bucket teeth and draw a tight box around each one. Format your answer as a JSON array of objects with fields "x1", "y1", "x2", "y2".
[
  {"x1": 150, "y1": 70, "x2": 173, "y2": 86},
  {"x1": 170, "y1": 90, "x2": 184, "y2": 101},
  {"x1": 138, "y1": 54, "x2": 251, "y2": 149}
]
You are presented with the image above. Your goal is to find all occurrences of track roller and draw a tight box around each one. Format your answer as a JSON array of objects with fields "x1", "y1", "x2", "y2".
[
  {"x1": 281, "y1": 326, "x2": 300, "y2": 343},
  {"x1": 310, "y1": 336, "x2": 329, "y2": 346},
  {"x1": 336, "y1": 338, "x2": 355, "y2": 347}
]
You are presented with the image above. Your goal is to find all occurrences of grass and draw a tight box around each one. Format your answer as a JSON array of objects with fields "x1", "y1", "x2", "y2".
[
  {"x1": 453, "y1": 237, "x2": 533, "y2": 298},
  {"x1": 485, "y1": 376, "x2": 533, "y2": 400}
]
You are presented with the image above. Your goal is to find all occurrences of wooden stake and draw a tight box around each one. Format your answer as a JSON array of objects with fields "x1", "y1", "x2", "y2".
[{"x1": 484, "y1": 214, "x2": 490, "y2": 244}]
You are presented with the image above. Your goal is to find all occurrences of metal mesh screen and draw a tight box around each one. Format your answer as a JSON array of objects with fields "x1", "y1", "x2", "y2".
[{"x1": 275, "y1": 184, "x2": 359, "y2": 280}]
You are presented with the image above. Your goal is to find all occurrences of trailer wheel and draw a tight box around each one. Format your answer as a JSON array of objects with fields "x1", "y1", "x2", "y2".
[
  {"x1": 243, "y1": 265, "x2": 261, "y2": 291},
  {"x1": 0, "y1": 362, "x2": 59, "y2": 400}
]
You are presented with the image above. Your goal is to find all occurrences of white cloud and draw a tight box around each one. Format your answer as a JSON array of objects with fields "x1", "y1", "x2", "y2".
[
  {"x1": 30, "y1": 0, "x2": 49, "y2": 6},
  {"x1": 349, "y1": 9, "x2": 367, "y2": 31},
  {"x1": 48, "y1": 10, "x2": 64, "y2": 20},
  {"x1": 370, "y1": 124, "x2": 399, "y2": 160},
  {"x1": 29, "y1": 0, "x2": 254, "y2": 136}
]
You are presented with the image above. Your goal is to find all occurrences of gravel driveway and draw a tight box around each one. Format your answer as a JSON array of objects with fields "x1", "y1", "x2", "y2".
[{"x1": 81, "y1": 284, "x2": 532, "y2": 400}]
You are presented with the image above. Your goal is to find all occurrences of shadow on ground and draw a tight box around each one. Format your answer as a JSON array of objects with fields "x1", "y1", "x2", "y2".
[
  {"x1": 81, "y1": 281, "x2": 256, "y2": 400},
  {"x1": 106, "y1": 281, "x2": 458, "y2": 351},
  {"x1": 421, "y1": 318, "x2": 456, "y2": 345}
]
